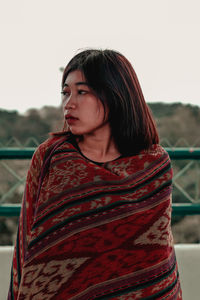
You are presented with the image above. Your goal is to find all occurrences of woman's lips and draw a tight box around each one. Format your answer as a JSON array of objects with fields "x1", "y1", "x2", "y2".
[{"x1": 65, "y1": 115, "x2": 78, "y2": 125}]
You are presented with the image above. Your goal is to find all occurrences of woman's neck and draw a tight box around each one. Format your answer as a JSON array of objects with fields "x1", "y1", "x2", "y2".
[{"x1": 77, "y1": 133, "x2": 120, "y2": 163}]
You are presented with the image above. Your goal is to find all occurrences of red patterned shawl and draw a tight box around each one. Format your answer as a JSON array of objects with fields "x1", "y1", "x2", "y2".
[{"x1": 8, "y1": 136, "x2": 182, "y2": 299}]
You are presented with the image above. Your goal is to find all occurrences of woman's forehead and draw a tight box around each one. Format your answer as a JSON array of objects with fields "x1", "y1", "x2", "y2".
[{"x1": 64, "y1": 70, "x2": 87, "y2": 86}]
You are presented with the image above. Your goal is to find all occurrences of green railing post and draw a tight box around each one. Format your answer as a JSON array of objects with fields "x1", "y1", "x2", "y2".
[
  {"x1": 165, "y1": 147, "x2": 200, "y2": 159},
  {"x1": 0, "y1": 204, "x2": 21, "y2": 217},
  {"x1": 172, "y1": 203, "x2": 200, "y2": 216},
  {"x1": 0, "y1": 148, "x2": 35, "y2": 159}
]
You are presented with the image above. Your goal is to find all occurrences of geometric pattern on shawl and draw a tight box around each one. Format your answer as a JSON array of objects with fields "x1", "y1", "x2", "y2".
[{"x1": 8, "y1": 135, "x2": 182, "y2": 299}]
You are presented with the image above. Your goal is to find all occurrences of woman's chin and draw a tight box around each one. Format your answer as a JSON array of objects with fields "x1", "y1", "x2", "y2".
[{"x1": 69, "y1": 128, "x2": 84, "y2": 136}]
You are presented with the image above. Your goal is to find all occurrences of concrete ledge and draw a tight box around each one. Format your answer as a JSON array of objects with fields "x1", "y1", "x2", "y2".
[
  {"x1": 175, "y1": 244, "x2": 200, "y2": 300},
  {"x1": 0, "y1": 246, "x2": 14, "y2": 300},
  {"x1": 0, "y1": 245, "x2": 200, "y2": 300}
]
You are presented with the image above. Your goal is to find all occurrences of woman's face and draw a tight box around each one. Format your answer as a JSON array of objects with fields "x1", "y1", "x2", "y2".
[{"x1": 62, "y1": 70, "x2": 110, "y2": 137}]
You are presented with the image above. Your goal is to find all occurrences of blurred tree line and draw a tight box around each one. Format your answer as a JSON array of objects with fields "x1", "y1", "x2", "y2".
[
  {"x1": 0, "y1": 102, "x2": 200, "y2": 146},
  {"x1": 0, "y1": 106, "x2": 63, "y2": 146},
  {"x1": 152, "y1": 103, "x2": 200, "y2": 146}
]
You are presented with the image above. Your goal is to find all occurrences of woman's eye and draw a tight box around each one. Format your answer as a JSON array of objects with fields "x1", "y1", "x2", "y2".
[
  {"x1": 78, "y1": 90, "x2": 87, "y2": 95},
  {"x1": 61, "y1": 90, "x2": 70, "y2": 96}
]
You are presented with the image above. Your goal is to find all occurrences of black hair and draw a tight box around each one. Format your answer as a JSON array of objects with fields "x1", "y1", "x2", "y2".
[{"x1": 61, "y1": 49, "x2": 159, "y2": 156}]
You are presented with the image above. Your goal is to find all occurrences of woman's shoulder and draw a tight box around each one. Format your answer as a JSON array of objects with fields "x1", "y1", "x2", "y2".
[
  {"x1": 33, "y1": 133, "x2": 71, "y2": 161},
  {"x1": 144, "y1": 144, "x2": 169, "y2": 157},
  {"x1": 138, "y1": 144, "x2": 172, "y2": 176},
  {"x1": 138, "y1": 144, "x2": 170, "y2": 164}
]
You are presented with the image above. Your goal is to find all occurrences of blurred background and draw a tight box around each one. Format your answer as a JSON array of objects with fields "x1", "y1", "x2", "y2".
[
  {"x1": 0, "y1": 0, "x2": 200, "y2": 245},
  {"x1": 1, "y1": 0, "x2": 200, "y2": 112}
]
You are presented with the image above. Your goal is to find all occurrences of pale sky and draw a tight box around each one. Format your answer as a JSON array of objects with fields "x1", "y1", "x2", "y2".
[{"x1": 0, "y1": 0, "x2": 200, "y2": 113}]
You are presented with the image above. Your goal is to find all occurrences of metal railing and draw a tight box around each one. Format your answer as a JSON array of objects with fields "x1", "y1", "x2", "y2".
[
  {"x1": 1, "y1": 147, "x2": 200, "y2": 160},
  {"x1": 0, "y1": 147, "x2": 200, "y2": 217},
  {"x1": 0, "y1": 203, "x2": 200, "y2": 217}
]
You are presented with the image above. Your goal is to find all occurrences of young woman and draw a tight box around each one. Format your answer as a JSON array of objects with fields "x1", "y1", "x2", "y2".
[{"x1": 8, "y1": 49, "x2": 182, "y2": 299}]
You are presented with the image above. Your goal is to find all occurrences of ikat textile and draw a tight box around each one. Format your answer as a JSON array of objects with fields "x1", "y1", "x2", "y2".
[{"x1": 8, "y1": 135, "x2": 182, "y2": 299}]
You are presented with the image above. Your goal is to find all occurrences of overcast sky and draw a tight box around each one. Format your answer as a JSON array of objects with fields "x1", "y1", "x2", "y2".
[{"x1": 0, "y1": 0, "x2": 200, "y2": 113}]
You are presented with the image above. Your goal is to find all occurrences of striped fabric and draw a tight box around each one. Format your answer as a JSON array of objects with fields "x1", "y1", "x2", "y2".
[{"x1": 8, "y1": 136, "x2": 182, "y2": 299}]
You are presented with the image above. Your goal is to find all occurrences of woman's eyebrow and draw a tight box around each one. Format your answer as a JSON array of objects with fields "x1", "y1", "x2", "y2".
[
  {"x1": 76, "y1": 82, "x2": 89, "y2": 86},
  {"x1": 63, "y1": 82, "x2": 89, "y2": 87}
]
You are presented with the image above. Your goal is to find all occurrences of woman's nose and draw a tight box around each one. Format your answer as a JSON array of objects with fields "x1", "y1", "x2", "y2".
[{"x1": 64, "y1": 95, "x2": 76, "y2": 110}]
